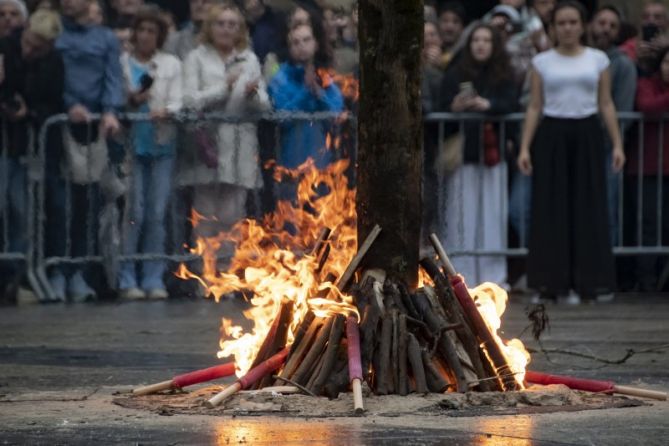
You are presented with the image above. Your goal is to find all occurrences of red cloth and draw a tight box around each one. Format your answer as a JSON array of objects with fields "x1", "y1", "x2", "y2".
[
  {"x1": 346, "y1": 316, "x2": 363, "y2": 381},
  {"x1": 238, "y1": 348, "x2": 289, "y2": 389},
  {"x1": 628, "y1": 75, "x2": 669, "y2": 176},
  {"x1": 619, "y1": 38, "x2": 638, "y2": 62},
  {"x1": 525, "y1": 371, "x2": 615, "y2": 393}
]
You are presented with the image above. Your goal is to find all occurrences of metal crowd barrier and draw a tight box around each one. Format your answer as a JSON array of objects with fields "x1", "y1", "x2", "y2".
[
  {"x1": 2, "y1": 111, "x2": 667, "y2": 300},
  {"x1": 0, "y1": 118, "x2": 44, "y2": 298},
  {"x1": 30, "y1": 111, "x2": 350, "y2": 301},
  {"x1": 423, "y1": 111, "x2": 669, "y2": 260}
]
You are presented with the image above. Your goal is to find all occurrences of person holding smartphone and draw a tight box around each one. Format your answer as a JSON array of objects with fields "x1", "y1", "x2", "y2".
[
  {"x1": 620, "y1": 1, "x2": 668, "y2": 71},
  {"x1": 118, "y1": 5, "x2": 182, "y2": 300},
  {"x1": 438, "y1": 23, "x2": 518, "y2": 287}
]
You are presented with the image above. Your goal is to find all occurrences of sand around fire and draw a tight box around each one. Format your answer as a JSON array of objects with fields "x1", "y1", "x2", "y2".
[{"x1": 113, "y1": 384, "x2": 646, "y2": 418}]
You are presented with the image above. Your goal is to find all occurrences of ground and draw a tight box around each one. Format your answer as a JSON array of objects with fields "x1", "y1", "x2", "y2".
[{"x1": 1, "y1": 293, "x2": 668, "y2": 445}]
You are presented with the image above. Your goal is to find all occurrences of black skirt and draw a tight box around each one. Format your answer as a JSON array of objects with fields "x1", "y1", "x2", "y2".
[{"x1": 527, "y1": 115, "x2": 615, "y2": 295}]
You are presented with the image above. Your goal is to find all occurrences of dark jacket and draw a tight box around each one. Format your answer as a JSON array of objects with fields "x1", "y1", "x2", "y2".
[
  {"x1": 249, "y1": 7, "x2": 287, "y2": 64},
  {"x1": 439, "y1": 65, "x2": 518, "y2": 163},
  {"x1": 0, "y1": 34, "x2": 65, "y2": 161}
]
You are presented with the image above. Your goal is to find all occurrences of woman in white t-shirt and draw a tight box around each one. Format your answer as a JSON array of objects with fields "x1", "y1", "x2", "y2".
[{"x1": 517, "y1": 1, "x2": 625, "y2": 302}]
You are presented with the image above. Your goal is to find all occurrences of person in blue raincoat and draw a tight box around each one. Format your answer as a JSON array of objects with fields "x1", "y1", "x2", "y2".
[{"x1": 268, "y1": 22, "x2": 343, "y2": 171}]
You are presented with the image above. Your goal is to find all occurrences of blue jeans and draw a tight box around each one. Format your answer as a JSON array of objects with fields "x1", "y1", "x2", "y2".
[
  {"x1": 0, "y1": 156, "x2": 27, "y2": 279},
  {"x1": 118, "y1": 156, "x2": 174, "y2": 290}
]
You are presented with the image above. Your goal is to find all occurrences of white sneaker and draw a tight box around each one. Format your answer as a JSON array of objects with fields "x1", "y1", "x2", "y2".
[
  {"x1": 146, "y1": 288, "x2": 168, "y2": 300},
  {"x1": 48, "y1": 273, "x2": 67, "y2": 302},
  {"x1": 558, "y1": 290, "x2": 581, "y2": 305},
  {"x1": 596, "y1": 293, "x2": 615, "y2": 303},
  {"x1": 120, "y1": 287, "x2": 146, "y2": 300},
  {"x1": 67, "y1": 271, "x2": 97, "y2": 303}
]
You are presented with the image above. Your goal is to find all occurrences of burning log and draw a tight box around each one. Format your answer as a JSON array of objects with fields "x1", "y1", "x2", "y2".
[
  {"x1": 311, "y1": 314, "x2": 346, "y2": 393},
  {"x1": 407, "y1": 333, "x2": 428, "y2": 394},
  {"x1": 420, "y1": 257, "x2": 498, "y2": 392},
  {"x1": 335, "y1": 224, "x2": 382, "y2": 293},
  {"x1": 346, "y1": 315, "x2": 364, "y2": 413},
  {"x1": 132, "y1": 362, "x2": 235, "y2": 396},
  {"x1": 280, "y1": 317, "x2": 322, "y2": 380},
  {"x1": 413, "y1": 291, "x2": 468, "y2": 392},
  {"x1": 253, "y1": 300, "x2": 294, "y2": 389},
  {"x1": 422, "y1": 350, "x2": 451, "y2": 393},
  {"x1": 207, "y1": 348, "x2": 289, "y2": 407},
  {"x1": 426, "y1": 236, "x2": 520, "y2": 391},
  {"x1": 292, "y1": 317, "x2": 334, "y2": 385},
  {"x1": 526, "y1": 371, "x2": 667, "y2": 401}
]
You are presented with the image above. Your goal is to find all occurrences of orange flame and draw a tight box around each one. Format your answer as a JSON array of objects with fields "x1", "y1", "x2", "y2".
[
  {"x1": 468, "y1": 282, "x2": 531, "y2": 387},
  {"x1": 177, "y1": 159, "x2": 358, "y2": 376},
  {"x1": 317, "y1": 68, "x2": 359, "y2": 102}
]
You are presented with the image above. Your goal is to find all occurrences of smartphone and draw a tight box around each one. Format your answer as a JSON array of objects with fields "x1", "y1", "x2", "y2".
[
  {"x1": 459, "y1": 81, "x2": 475, "y2": 98},
  {"x1": 642, "y1": 24, "x2": 660, "y2": 41}
]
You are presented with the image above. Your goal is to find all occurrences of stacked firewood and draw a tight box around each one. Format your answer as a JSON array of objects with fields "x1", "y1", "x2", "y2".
[{"x1": 207, "y1": 229, "x2": 519, "y2": 409}]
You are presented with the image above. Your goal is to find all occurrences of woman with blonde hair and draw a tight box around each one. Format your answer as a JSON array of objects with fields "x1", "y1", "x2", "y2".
[{"x1": 180, "y1": 2, "x2": 270, "y2": 246}]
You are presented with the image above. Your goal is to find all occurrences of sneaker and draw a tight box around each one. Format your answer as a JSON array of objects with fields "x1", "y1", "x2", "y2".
[
  {"x1": 48, "y1": 272, "x2": 67, "y2": 302},
  {"x1": 68, "y1": 271, "x2": 97, "y2": 303},
  {"x1": 558, "y1": 290, "x2": 581, "y2": 305},
  {"x1": 596, "y1": 293, "x2": 615, "y2": 303},
  {"x1": 146, "y1": 288, "x2": 168, "y2": 300},
  {"x1": 120, "y1": 287, "x2": 146, "y2": 300}
]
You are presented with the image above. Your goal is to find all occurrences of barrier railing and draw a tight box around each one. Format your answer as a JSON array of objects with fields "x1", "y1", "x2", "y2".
[
  {"x1": 31, "y1": 111, "x2": 351, "y2": 301},
  {"x1": 1, "y1": 111, "x2": 666, "y2": 300}
]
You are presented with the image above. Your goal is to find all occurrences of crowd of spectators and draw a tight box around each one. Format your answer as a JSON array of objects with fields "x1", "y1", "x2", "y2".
[
  {"x1": 0, "y1": 0, "x2": 668, "y2": 304},
  {"x1": 421, "y1": 0, "x2": 669, "y2": 302}
]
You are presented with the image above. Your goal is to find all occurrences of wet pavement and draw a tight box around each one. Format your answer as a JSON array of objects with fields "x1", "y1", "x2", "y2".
[{"x1": 1, "y1": 294, "x2": 668, "y2": 445}]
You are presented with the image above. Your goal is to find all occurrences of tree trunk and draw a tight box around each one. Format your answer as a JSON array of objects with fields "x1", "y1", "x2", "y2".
[{"x1": 357, "y1": 0, "x2": 423, "y2": 288}]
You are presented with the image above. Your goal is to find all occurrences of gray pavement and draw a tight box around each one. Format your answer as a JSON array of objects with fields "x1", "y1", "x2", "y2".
[{"x1": 1, "y1": 293, "x2": 668, "y2": 445}]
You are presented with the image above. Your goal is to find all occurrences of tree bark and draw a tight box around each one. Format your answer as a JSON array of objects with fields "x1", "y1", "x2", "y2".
[{"x1": 357, "y1": 0, "x2": 423, "y2": 288}]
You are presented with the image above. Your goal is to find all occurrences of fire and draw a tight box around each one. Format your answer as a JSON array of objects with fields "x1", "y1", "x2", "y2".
[
  {"x1": 317, "y1": 68, "x2": 360, "y2": 102},
  {"x1": 177, "y1": 158, "x2": 358, "y2": 376},
  {"x1": 468, "y1": 282, "x2": 531, "y2": 387}
]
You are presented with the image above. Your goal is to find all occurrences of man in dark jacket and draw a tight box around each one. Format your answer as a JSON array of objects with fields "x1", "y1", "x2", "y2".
[{"x1": 0, "y1": 9, "x2": 64, "y2": 301}]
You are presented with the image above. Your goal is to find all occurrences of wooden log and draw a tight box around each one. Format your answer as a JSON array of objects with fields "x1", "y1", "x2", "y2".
[
  {"x1": 359, "y1": 285, "x2": 383, "y2": 381},
  {"x1": 398, "y1": 314, "x2": 409, "y2": 396},
  {"x1": 413, "y1": 292, "x2": 468, "y2": 392},
  {"x1": 250, "y1": 300, "x2": 294, "y2": 370},
  {"x1": 420, "y1": 258, "x2": 499, "y2": 391},
  {"x1": 397, "y1": 282, "x2": 421, "y2": 320},
  {"x1": 407, "y1": 333, "x2": 428, "y2": 394},
  {"x1": 434, "y1": 244, "x2": 520, "y2": 392},
  {"x1": 376, "y1": 313, "x2": 394, "y2": 395},
  {"x1": 312, "y1": 228, "x2": 332, "y2": 276},
  {"x1": 292, "y1": 317, "x2": 334, "y2": 385},
  {"x1": 279, "y1": 317, "x2": 322, "y2": 380},
  {"x1": 345, "y1": 316, "x2": 365, "y2": 413},
  {"x1": 255, "y1": 300, "x2": 295, "y2": 389},
  {"x1": 311, "y1": 314, "x2": 346, "y2": 393},
  {"x1": 335, "y1": 224, "x2": 382, "y2": 293},
  {"x1": 384, "y1": 281, "x2": 408, "y2": 314},
  {"x1": 391, "y1": 309, "x2": 399, "y2": 393},
  {"x1": 323, "y1": 345, "x2": 350, "y2": 399},
  {"x1": 289, "y1": 311, "x2": 315, "y2": 356},
  {"x1": 422, "y1": 287, "x2": 480, "y2": 387},
  {"x1": 306, "y1": 352, "x2": 326, "y2": 391},
  {"x1": 422, "y1": 350, "x2": 451, "y2": 393}
]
